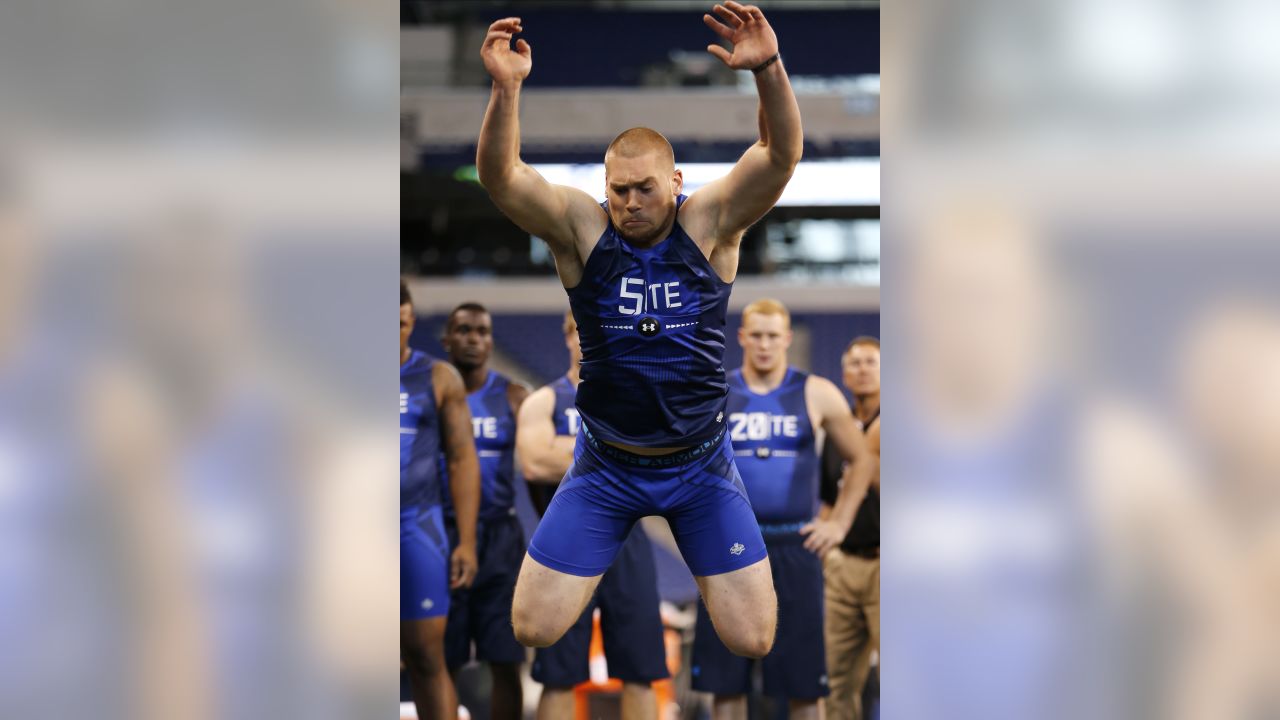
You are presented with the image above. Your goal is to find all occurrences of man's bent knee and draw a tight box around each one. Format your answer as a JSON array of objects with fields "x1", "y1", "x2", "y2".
[
  {"x1": 401, "y1": 640, "x2": 447, "y2": 677},
  {"x1": 511, "y1": 605, "x2": 566, "y2": 648},
  {"x1": 722, "y1": 612, "x2": 777, "y2": 658},
  {"x1": 724, "y1": 629, "x2": 775, "y2": 659}
]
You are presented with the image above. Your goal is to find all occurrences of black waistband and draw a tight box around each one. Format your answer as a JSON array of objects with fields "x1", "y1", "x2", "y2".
[{"x1": 581, "y1": 422, "x2": 727, "y2": 468}]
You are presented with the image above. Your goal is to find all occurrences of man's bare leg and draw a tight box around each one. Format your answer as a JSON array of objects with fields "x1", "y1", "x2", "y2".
[
  {"x1": 789, "y1": 698, "x2": 823, "y2": 720},
  {"x1": 712, "y1": 694, "x2": 747, "y2": 720},
  {"x1": 695, "y1": 557, "x2": 777, "y2": 658},
  {"x1": 489, "y1": 662, "x2": 523, "y2": 720},
  {"x1": 536, "y1": 687, "x2": 575, "y2": 720},
  {"x1": 401, "y1": 618, "x2": 456, "y2": 720},
  {"x1": 620, "y1": 681, "x2": 656, "y2": 720},
  {"x1": 512, "y1": 553, "x2": 603, "y2": 647}
]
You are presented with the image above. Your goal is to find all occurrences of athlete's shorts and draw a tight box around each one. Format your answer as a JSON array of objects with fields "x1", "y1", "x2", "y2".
[
  {"x1": 444, "y1": 511, "x2": 527, "y2": 669},
  {"x1": 531, "y1": 526, "x2": 670, "y2": 687},
  {"x1": 690, "y1": 529, "x2": 829, "y2": 699},
  {"x1": 401, "y1": 504, "x2": 450, "y2": 620},
  {"x1": 528, "y1": 424, "x2": 767, "y2": 577}
]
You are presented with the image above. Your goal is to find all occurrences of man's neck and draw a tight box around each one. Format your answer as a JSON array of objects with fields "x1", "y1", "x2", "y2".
[
  {"x1": 458, "y1": 363, "x2": 488, "y2": 393},
  {"x1": 400, "y1": 345, "x2": 412, "y2": 366},
  {"x1": 742, "y1": 362, "x2": 787, "y2": 393},
  {"x1": 854, "y1": 392, "x2": 880, "y2": 423}
]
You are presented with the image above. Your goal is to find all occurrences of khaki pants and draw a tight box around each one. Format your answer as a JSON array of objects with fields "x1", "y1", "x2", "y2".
[{"x1": 823, "y1": 550, "x2": 879, "y2": 720}]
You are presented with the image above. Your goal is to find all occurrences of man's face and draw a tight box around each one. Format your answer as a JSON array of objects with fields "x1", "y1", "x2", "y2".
[
  {"x1": 739, "y1": 312, "x2": 792, "y2": 375},
  {"x1": 605, "y1": 152, "x2": 681, "y2": 245},
  {"x1": 844, "y1": 344, "x2": 881, "y2": 396},
  {"x1": 400, "y1": 303, "x2": 414, "y2": 358},
  {"x1": 443, "y1": 309, "x2": 493, "y2": 371}
]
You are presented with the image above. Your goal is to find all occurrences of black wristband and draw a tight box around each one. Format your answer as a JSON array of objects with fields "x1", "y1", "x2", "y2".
[{"x1": 751, "y1": 53, "x2": 781, "y2": 74}]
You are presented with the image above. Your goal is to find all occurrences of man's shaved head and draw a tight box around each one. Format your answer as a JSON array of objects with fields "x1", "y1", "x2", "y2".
[{"x1": 605, "y1": 127, "x2": 675, "y2": 174}]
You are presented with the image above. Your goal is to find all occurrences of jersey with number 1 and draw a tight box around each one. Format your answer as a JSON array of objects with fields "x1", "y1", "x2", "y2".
[{"x1": 400, "y1": 350, "x2": 443, "y2": 510}]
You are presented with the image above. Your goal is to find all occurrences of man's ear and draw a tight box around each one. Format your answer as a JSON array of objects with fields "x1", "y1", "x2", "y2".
[{"x1": 672, "y1": 168, "x2": 684, "y2": 196}]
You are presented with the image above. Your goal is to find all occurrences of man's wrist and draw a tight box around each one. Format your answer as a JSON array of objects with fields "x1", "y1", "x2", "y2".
[
  {"x1": 751, "y1": 53, "x2": 781, "y2": 74},
  {"x1": 829, "y1": 510, "x2": 855, "y2": 531}
]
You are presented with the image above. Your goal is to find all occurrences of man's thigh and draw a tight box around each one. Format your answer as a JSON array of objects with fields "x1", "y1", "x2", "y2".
[
  {"x1": 512, "y1": 552, "x2": 603, "y2": 643},
  {"x1": 694, "y1": 555, "x2": 776, "y2": 650}
]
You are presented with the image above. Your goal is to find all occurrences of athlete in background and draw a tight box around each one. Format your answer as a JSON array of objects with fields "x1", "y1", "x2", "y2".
[
  {"x1": 692, "y1": 299, "x2": 875, "y2": 720},
  {"x1": 820, "y1": 336, "x2": 881, "y2": 720},
  {"x1": 400, "y1": 283, "x2": 479, "y2": 720},
  {"x1": 439, "y1": 302, "x2": 531, "y2": 720}
]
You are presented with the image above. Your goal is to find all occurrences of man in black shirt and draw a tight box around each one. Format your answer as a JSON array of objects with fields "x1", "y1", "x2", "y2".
[{"x1": 819, "y1": 336, "x2": 880, "y2": 720}]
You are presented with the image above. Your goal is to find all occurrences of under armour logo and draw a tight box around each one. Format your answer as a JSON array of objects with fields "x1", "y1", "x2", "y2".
[
  {"x1": 729, "y1": 542, "x2": 745, "y2": 556},
  {"x1": 636, "y1": 316, "x2": 662, "y2": 337},
  {"x1": 421, "y1": 598, "x2": 434, "y2": 610},
  {"x1": 716, "y1": 411, "x2": 724, "y2": 423}
]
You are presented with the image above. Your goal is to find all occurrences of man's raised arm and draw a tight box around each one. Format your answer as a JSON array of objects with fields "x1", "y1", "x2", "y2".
[
  {"x1": 476, "y1": 18, "x2": 602, "y2": 277},
  {"x1": 687, "y1": 1, "x2": 803, "y2": 240}
]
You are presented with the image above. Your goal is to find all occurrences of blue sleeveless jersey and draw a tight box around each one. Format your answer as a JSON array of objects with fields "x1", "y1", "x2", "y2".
[
  {"x1": 726, "y1": 368, "x2": 818, "y2": 523},
  {"x1": 401, "y1": 350, "x2": 443, "y2": 510},
  {"x1": 567, "y1": 195, "x2": 733, "y2": 448},
  {"x1": 550, "y1": 376, "x2": 581, "y2": 437},
  {"x1": 442, "y1": 370, "x2": 518, "y2": 521}
]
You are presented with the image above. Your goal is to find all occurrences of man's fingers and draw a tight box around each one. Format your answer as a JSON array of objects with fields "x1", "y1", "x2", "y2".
[
  {"x1": 515, "y1": 38, "x2": 531, "y2": 58},
  {"x1": 706, "y1": 44, "x2": 733, "y2": 64},
  {"x1": 488, "y1": 17, "x2": 522, "y2": 31},
  {"x1": 799, "y1": 521, "x2": 815, "y2": 535},
  {"x1": 703, "y1": 14, "x2": 735, "y2": 40},
  {"x1": 712, "y1": 3, "x2": 744, "y2": 27}
]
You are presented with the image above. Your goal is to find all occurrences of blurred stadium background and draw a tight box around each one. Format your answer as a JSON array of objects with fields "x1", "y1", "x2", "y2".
[{"x1": 400, "y1": 1, "x2": 879, "y2": 718}]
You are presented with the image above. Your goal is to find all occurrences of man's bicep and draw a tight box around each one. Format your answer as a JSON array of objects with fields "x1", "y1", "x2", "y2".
[
  {"x1": 815, "y1": 378, "x2": 866, "y2": 460},
  {"x1": 487, "y1": 166, "x2": 601, "y2": 250},
  {"x1": 691, "y1": 144, "x2": 794, "y2": 238},
  {"x1": 515, "y1": 390, "x2": 554, "y2": 454}
]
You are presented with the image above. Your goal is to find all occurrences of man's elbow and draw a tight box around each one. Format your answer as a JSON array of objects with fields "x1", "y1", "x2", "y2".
[
  {"x1": 476, "y1": 165, "x2": 504, "y2": 192},
  {"x1": 477, "y1": 160, "x2": 524, "y2": 193},
  {"x1": 519, "y1": 457, "x2": 552, "y2": 483},
  {"x1": 768, "y1": 147, "x2": 801, "y2": 176},
  {"x1": 518, "y1": 460, "x2": 539, "y2": 481}
]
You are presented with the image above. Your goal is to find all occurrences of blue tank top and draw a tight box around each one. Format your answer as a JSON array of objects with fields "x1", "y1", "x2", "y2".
[
  {"x1": 442, "y1": 370, "x2": 517, "y2": 521},
  {"x1": 400, "y1": 350, "x2": 443, "y2": 510},
  {"x1": 567, "y1": 195, "x2": 733, "y2": 448},
  {"x1": 550, "y1": 375, "x2": 581, "y2": 437},
  {"x1": 726, "y1": 368, "x2": 818, "y2": 523}
]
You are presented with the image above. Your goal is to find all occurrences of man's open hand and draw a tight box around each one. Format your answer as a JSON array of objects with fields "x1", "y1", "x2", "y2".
[
  {"x1": 480, "y1": 17, "x2": 531, "y2": 86},
  {"x1": 702, "y1": 1, "x2": 780, "y2": 71},
  {"x1": 450, "y1": 542, "x2": 478, "y2": 589}
]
